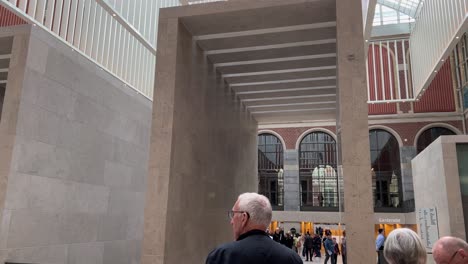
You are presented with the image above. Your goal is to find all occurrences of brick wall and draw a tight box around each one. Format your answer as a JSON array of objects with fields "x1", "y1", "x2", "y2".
[
  {"x1": 0, "y1": 5, "x2": 27, "y2": 27},
  {"x1": 266, "y1": 126, "x2": 336, "y2": 149},
  {"x1": 260, "y1": 120, "x2": 463, "y2": 149},
  {"x1": 373, "y1": 121, "x2": 463, "y2": 146}
]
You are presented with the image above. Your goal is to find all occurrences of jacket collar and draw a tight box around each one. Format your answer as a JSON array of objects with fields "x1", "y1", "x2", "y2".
[{"x1": 237, "y1": 229, "x2": 268, "y2": 241}]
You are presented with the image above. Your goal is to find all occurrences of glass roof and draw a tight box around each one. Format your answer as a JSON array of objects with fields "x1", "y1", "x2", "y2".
[
  {"x1": 377, "y1": 0, "x2": 424, "y2": 18},
  {"x1": 373, "y1": 3, "x2": 415, "y2": 26}
]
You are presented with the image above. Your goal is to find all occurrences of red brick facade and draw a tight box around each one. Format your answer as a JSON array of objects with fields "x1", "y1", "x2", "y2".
[
  {"x1": 261, "y1": 126, "x2": 336, "y2": 149},
  {"x1": 372, "y1": 120, "x2": 463, "y2": 146},
  {"x1": 0, "y1": 5, "x2": 26, "y2": 27},
  {"x1": 260, "y1": 120, "x2": 463, "y2": 150}
]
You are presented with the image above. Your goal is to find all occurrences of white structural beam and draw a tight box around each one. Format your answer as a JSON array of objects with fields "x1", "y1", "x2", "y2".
[
  {"x1": 410, "y1": 0, "x2": 468, "y2": 99},
  {"x1": 194, "y1": 22, "x2": 337, "y2": 40}
]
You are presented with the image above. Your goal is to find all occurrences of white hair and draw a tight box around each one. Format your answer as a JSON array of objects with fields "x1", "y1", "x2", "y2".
[
  {"x1": 383, "y1": 228, "x2": 427, "y2": 264},
  {"x1": 237, "y1": 193, "x2": 272, "y2": 228}
]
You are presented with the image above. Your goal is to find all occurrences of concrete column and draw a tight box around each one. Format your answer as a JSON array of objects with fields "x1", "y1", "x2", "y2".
[
  {"x1": 336, "y1": 0, "x2": 375, "y2": 262},
  {"x1": 0, "y1": 34, "x2": 26, "y2": 220},
  {"x1": 283, "y1": 150, "x2": 300, "y2": 211},
  {"x1": 142, "y1": 16, "x2": 258, "y2": 264},
  {"x1": 400, "y1": 146, "x2": 417, "y2": 202}
]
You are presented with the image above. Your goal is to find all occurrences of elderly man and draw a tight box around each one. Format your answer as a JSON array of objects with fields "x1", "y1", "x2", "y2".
[
  {"x1": 205, "y1": 193, "x2": 302, "y2": 264},
  {"x1": 432, "y1": 236, "x2": 468, "y2": 264}
]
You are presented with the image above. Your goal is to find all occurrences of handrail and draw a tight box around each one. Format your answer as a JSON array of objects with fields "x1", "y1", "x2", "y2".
[
  {"x1": 0, "y1": 0, "x2": 181, "y2": 100},
  {"x1": 367, "y1": 38, "x2": 414, "y2": 103}
]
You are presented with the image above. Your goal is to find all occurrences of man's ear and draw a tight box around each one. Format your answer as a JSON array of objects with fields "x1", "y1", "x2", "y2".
[
  {"x1": 460, "y1": 249, "x2": 468, "y2": 258},
  {"x1": 241, "y1": 212, "x2": 249, "y2": 225}
]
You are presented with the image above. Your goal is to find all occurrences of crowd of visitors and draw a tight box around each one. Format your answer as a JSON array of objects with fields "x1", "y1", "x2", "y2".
[
  {"x1": 205, "y1": 192, "x2": 468, "y2": 264},
  {"x1": 268, "y1": 226, "x2": 346, "y2": 263}
]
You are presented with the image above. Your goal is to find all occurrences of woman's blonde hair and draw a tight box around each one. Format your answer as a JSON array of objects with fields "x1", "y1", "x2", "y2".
[{"x1": 383, "y1": 228, "x2": 427, "y2": 264}]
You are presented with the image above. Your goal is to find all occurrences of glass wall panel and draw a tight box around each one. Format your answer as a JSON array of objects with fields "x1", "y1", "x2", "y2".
[
  {"x1": 456, "y1": 143, "x2": 468, "y2": 239},
  {"x1": 453, "y1": 34, "x2": 468, "y2": 110},
  {"x1": 258, "y1": 134, "x2": 284, "y2": 209},
  {"x1": 369, "y1": 129, "x2": 402, "y2": 210},
  {"x1": 457, "y1": 144, "x2": 468, "y2": 195},
  {"x1": 416, "y1": 127, "x2": 456, "y2": 154},
  {"x1": 299, "y1": 132, "x2": 337, "y2": 210}
]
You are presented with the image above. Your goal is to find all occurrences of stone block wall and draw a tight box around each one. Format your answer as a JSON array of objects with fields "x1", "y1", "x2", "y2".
[
  {"x1": 0, "y1": 25, "x2": 152, "y2": 264},
  {"x1": 412, "y1": 135, "x2": 468, "y2": 242}
]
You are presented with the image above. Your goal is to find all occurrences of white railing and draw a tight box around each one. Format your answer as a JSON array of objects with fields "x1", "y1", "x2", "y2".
[
  {"x1": 367, "y1": 38, "x2": 414, "y2": 103},
  {"x1": 0, "y1": 0, "x2": 181, "y2": 99},
  {"x1": 410, "y1": 0, "x2": 468, "y2": 98}
]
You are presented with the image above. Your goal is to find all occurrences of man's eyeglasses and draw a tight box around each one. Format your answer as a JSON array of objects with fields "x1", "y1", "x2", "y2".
[{"x1": 227, "y1": 210, "x2": 250, "y2": 220}]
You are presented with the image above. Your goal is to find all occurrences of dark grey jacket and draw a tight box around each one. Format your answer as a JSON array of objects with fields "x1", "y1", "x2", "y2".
[{"x1": 206, "y1": 229, "x2": 302, "y2": 264}]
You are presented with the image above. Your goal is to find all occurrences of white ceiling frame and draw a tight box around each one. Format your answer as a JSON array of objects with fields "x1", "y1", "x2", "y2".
[
  {"x1": 236, "y1": 85, "x2": 336, "y2": 95},
  {"x1": 193, "y1": 21, "x2": 337, "y2": 40},
  {"x1": 241, "y1": 94, "x2": 336, "y2": 102},
  {"x1": 229, "y1": 76, "x2": 336, "y2": 87},
  {"x1": 205, "y1": 39, "x2": 337, "y2": 55},
  {"x1": 246, "y1": 101, "x2": 337, "y2": 108},
  {"x1": 223, "y1": 66, "x2": 337, "y2": 77},
  {"x1": 251, "y1": 107, "x2": 336, "y2": 114},
  {"x1": 214, "y1": 53, "x2": 337, "y2": 67}
]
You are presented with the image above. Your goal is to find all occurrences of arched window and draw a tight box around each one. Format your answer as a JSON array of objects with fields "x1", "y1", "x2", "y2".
[
  {"x1": 299, "y1": 132, "x2": 337, "y2": 210},
  {"x1": 258, "y1": 133, "x2": 284, "y2": 209},
  {"x1": 369, "y1": 129, "x2": 401, "y2": 210},
  {"x1": 416, "y1": 127, "x2": 456, "y2": 153}
]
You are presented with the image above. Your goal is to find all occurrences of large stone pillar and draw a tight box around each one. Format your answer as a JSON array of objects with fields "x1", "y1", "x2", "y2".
[
  {"x1": 336, "y1": 0, "x2": 375, "y2": 263},
  {"x1": 283, "y1": 150, "x2": 300, "y2": 211},
  {"x1": 400, "y1": 146, "x2": 417, "y2": 203},
  {"x1": 142, "y1": 15, "x2": 258, "y2": 264}
]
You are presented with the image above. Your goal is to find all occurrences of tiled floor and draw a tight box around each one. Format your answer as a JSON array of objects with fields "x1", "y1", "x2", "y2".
[{"x1": 301, "y1": 256, "x2": 344, "y2": 264}]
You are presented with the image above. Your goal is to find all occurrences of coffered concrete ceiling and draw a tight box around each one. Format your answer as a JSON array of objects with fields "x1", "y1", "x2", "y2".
[{"x1": 179, "y1": 0, "x2": 338, "y2": 124}]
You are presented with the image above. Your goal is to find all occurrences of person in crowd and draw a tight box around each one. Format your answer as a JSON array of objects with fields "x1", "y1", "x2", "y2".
[
  {"x1": 284, "y1": 232, "x2": 294, "y2": 249},
  {"x1": 332, "y1": 237, "x2": 340, "y2": 264},
  {"x1": 341, "y1": 231, "x2": 347, "y2": 264},
  {"x1": 432, "y1": 236, "x2": 468, "y2": 264},
  {"x1": 304, "y1": 232, "x2": 314, "y2": 261},
  {"x1": 300, "y1": 233, "x2": 306, "y2": 258},
  {"x1": 324, "y1": 232, "x2": 335, "y2": 264},
  {"x1": 383, "y1": 228, "x2": 426, "y2": 264},
  {"x1": 293, "y1": 233, "x2": 301, "y2": 253},
  {"x1": 273, "y1": 227, "x2": 284, "y2": 243},
  {"x1": 205, "y1": 193, "x2": 302, "y2": 264},
  {"x1": 318, "y1": 192, "x2": 324, "y2": 207},
  {"x1": 376, "y1": 228, "x2": 386, "y2": 264},
  {"x1": 312, "y1": 233, "x2": 322, "y2": 259},
  {"x1": 266, "y1": 228, "x2": 273, "y2": 239}
]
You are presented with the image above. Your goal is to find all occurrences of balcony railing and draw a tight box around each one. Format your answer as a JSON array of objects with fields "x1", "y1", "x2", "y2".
[
  {"x1": 367, "y1": 38, "x2": 414, "y2": 103},
  {"x1": 0, "y1": 0, "x2": 181, "y2": 99}
]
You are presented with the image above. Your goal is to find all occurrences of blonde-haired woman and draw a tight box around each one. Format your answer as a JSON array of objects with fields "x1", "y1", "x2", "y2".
[{"x1": 383, "y1": 228, "x2": 427, "y2": 264}]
